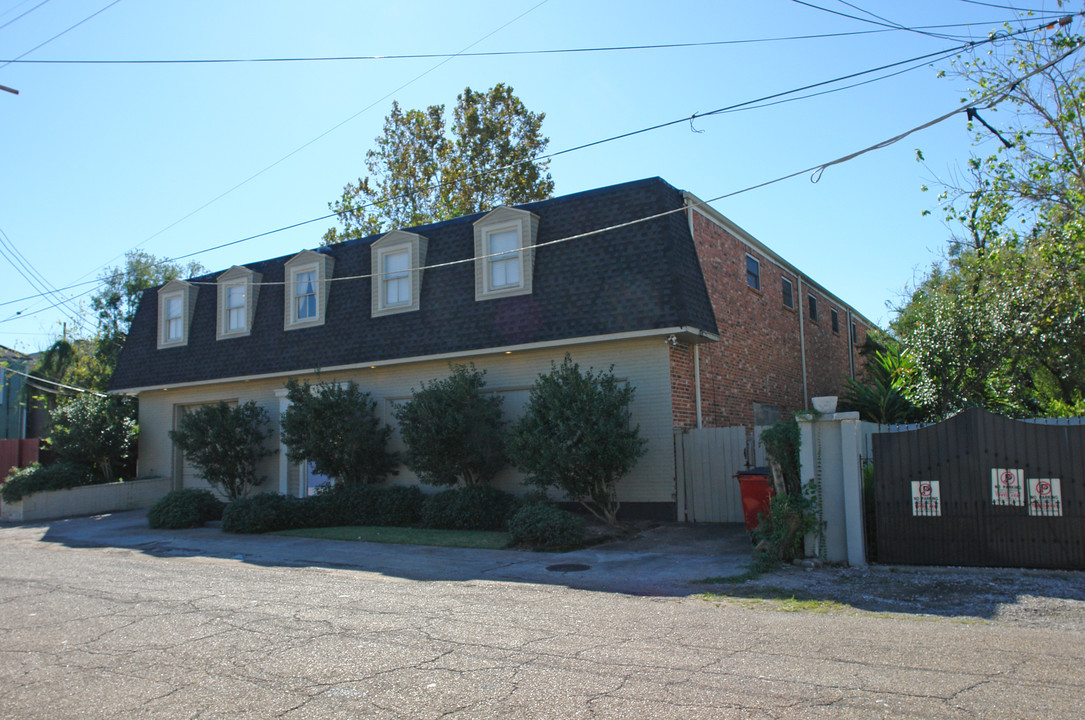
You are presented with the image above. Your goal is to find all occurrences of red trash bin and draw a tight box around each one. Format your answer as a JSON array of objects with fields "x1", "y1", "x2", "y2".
[{"x1": 735, "y1": 467, "x2": 775, "y2": 532}]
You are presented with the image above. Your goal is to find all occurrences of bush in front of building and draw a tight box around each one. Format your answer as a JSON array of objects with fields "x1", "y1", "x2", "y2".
[
  {"x1": 420, "y1": 485, "x2": 521, "y2": 531},
  {"x1": 0, "y1": 461, "x2": 98, "y2": 503},
  {"x1": 508, "y1": 354, "x2": 646, "y2": 525},
  {"x1": 147, "y1": 489, "x2": 224, "y2": 529},
  {"x1": 221, "y1": 492, "x2": 303, "y2": 534},
  {"x1": 168, "y1": 401, "x2": 275, "y2": 501},
  {"x1": 393, "y1": 364, "x2": 507, "y2": 487},
  {"x1": 507, "y1": 502, "x2": 584, "y2": 548},
  {"x1": 280, "y1": 379, "x2": 398, "y2": 487}
]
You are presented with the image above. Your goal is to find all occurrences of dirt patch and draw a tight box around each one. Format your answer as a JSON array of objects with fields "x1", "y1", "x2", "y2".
[{"x1": 700, "y1": 564, "x2": 1085, "y2": 631}]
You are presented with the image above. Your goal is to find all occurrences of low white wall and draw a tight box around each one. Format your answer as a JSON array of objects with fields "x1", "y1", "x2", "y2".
[{"x1": 0, "y1": 477, "x2": 171, "y2": 522}]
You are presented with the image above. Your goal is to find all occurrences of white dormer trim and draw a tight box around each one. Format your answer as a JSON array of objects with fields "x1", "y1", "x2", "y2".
[
  {"x1": 216, "y1": 265, "x2": 262, "y2": 341},
  {"x1": 370, "y1": 230, "x2": 428, "y2": 317},
  {"x1": 284, "y1": 250, "x2": 335, "y2": 331},
  {"x1": 157, "y1": 279, "x2": 198, "y2": 350},
  {"x1": 473, "y1": 206, "x2": 539, "y2": 301}
]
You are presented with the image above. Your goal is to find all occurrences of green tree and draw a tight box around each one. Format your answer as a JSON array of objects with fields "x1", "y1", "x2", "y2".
[
  {"x1": 393, "y1": 364, "x2": 506, "y2": 487},
  {"x1": 168, "y1": 401, "x2": 275, "y2": 501},
  {"x1": 323, "y1": 83, "x2": 554, "y2": 243},
  {"x1": 47, "y1": 393, "x2": 138, "y2": 483},
  {"x1": 900, "y1": 17, "x2": 1085, "y2": 417},
  {"x1": 507, "y1": 355, "x2": 646, "y2": 525},
  {"x1": 279, "y1": 379, "x2": 397, "y2": 485},
  {"x1": 839, "y1": 340, "x2": 923, "y2": 424}
]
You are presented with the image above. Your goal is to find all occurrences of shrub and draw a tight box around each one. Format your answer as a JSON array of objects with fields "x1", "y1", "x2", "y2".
[
  {"x1": 221, "y1": 492, "x2": 301, "y2": 534},
  {"x1": 169, "y1": 401, "x2": 275, "y2": 501},
  {"x1": 280, "y1": 379, "x2": 397, "y2": 485},
  {"x1": 147, "y1": 489, "x2": 224, "y2": 529},
  {"x1": 393, "y1": 364, "x2": 506, "y2": 486},
  {"x1": 375, "y1": 485, "x2": 425, "y2": 527},
  {"x1": 0, "y1": 461, "x2": 97, "y2": 503},
  {"x1": 508, "y1": 354, "x2": 646, "y2": 524},
  {"x1": 508, "y1": 503, "x2": 584, "y2": 548},
  {"x1": 758, "y1": 418, "x2": 800, "y2": 496},
  {"x1": 421, "y1": 485, "x2": 520, "y2": 530},
  {"x1": 48, "y1": 394, "x2": 138, "y2": 483},
  {"x1": 753, "y1": 486, "x2": 820, "y2": 564}
]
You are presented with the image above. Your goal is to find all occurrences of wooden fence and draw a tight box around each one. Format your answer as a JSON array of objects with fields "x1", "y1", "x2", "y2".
[{"x1": 674, "y1": 426, "x2": 768, "y2": 523}]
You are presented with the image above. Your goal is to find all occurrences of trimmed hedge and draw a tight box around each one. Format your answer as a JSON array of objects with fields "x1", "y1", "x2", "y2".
[
  {"x1": 147, "y1": 489, "x2": 224, "y2": 529},
  {"x1": 507, "y1": 503, "x2": 585, "y2": 548},
  {"x1": 0, "y1": 461, "x2": 98, "y2": 503},
  {"x1": 420, "y1": 485, "x2": 521, "y2": 531},
  {"x1": 222, "y1": 485, "x2": 426, "y2": 534}
]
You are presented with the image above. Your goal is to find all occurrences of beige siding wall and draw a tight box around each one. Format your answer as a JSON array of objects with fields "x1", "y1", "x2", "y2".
[{"x1": 135, "y1": 337, "x2": 676, "y2": 504}]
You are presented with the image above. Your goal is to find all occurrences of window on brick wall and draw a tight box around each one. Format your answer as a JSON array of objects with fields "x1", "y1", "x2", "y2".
[
  {"x1": 851, "y1": 320, "x2": 858, "y2": 344},
  {"x1": 746, "y1": 255, "x2": 760, "y2": 291},
  {"x1": 831, "y1": 308, "x2": 839, "y2": 333},
  {"x1": 781, "y1": 277, "x2": 794, "y2": 309},
  {"x1": 808, "y1": 294, "x2": 818, "y2": 322}
]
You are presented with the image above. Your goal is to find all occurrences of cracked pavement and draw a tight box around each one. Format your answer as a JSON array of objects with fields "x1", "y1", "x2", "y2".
[{"x1": 0, "y1": 516, "x2": 1082, "y2": 718}]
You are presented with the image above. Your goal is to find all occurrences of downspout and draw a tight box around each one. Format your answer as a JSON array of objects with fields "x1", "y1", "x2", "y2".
[
  {"x1": 846, "y1": 309, "x2": 856, "y2": 379},
  {"x1": 694, "y1": 343, "x2": 702, "y2": 428},
  {"x1": 798, "y1": 277, "x2": 809, "y2": 411}
]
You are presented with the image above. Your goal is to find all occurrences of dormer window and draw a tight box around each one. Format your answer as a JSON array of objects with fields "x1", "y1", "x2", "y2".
[
  {"x1": 216, "y1": 265, "x2": 261, "y2": 340},
  {"x1": 371, "y1": 230, "x2": 427, "y2": 317},
  {"x1": 284, "y1": 250, "x2": 335, "y2": 330},
  {"x1": 295, "y1": 270, "x2": 317, "y2": 319},
  {"x1": 474, "y1": 206, "x2": 539, "y2": 301},
  {"x1": 157, "y1": 279, "x2": 197, "y2": 349},
  {"x1": 488, "y1": 228, "x2": 521, "y2": 288}
]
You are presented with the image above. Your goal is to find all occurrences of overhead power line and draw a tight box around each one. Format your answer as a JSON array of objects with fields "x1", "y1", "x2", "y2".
[
  {"x1": 0, "y1": 0, "x2": 123, "y2": 71},
  {"x1": 0, "y1": 19, "x2": 1059, "y2": 65},
  {"x1": 1, "y1": 363, "x2": 105, "y2": 396},
  {"x1": 0, "y1": 0, "x2": 54, "y2": 33},
  {"x1": 1, "y1": 11, "x2": 1075, "y2": 322}
]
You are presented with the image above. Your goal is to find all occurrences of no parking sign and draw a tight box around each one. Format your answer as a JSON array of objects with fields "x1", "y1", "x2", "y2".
[
  {"x1": 1028, "y1": 478, "x2": 1063, "y2": 517},
  {"x1": 991, "y1": 468, "x2": 1024, "y2": 506}
]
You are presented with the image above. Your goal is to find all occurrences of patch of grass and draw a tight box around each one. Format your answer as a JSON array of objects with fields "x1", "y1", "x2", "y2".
[{"x1": 273, "y1": 525, "x2": 512, "y2": 550}]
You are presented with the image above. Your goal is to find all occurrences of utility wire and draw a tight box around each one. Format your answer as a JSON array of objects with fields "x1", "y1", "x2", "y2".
[
  {"x1": 1, "y1": 11, "x2": 1073, "y2": 317},
  {"x1": 165, "y1": 40, "x2": 1084, "y2": 293},
  {"x1": 0, "y1": 0, "x2": 54, "y2": 33},
  {"x1": 69, "y1": 0, "x2": 550, "y2": 297},
  {"x1": 0, "y1": 20, "x2": 1056, "y2": 64},
  {"x1": 0, "y1": 0, "x2": 122, "y2": 71},
  {"x1": 1, "y1": 363, "x2": 105, "y2": 396}
]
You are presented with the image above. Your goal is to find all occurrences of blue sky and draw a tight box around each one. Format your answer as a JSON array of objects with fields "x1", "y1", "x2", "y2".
[{"x1": 0, "y1": 0, "x2": 1072, "y2": 352}]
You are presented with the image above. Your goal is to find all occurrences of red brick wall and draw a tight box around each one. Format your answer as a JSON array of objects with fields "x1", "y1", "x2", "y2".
[{"x1": 671, "y1": 208, "x2": 870, "y2": 428}]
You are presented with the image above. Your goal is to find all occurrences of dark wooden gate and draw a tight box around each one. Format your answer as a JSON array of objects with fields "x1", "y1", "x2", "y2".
[{"x1": 873, "y1": 408, "x2": 1084, "y2": 570}]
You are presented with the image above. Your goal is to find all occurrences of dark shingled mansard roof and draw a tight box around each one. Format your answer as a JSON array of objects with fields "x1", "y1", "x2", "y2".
[{"x1": 109, "y1": 177, "x2": 718, "y2": 391}]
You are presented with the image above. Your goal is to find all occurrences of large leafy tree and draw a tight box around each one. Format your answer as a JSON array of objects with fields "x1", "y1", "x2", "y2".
[
  {"x1": 898, "y1": 17, "x2": 1085, "y2": 418},
  {"x1": 323, "y1": 83, "x2": 554, "y2": 244}
]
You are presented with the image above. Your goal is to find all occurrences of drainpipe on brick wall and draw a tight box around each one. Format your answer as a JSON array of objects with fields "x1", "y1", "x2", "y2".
[
  {"x1": 797, "y1": 277, "x2": 809, "y2": 411},
  {"x1": 694, "y1": 343, "x2": 702, "y2": 428},
  {"x1": 846, "y1": 309, "x2": 856, "y2": 380}
]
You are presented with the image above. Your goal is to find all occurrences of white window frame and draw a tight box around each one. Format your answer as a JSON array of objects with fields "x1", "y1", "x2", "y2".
[
  {"x1": 226, "y1": 284, "x2": 246, "y2": 331},
  {"x1": 370, "y1": 230, "x2": 427, "y2": 317},
  {"x1": 473, "y1": 206, "x2": 538, "y2": 302},
  {"x1": 216, "y1": 266, "x2": 261, "y2": 341},
  {"x1": 293, "y1": 266, "x2": 318, "y2": 321},
  {"x1": 284, "y1": 250, "x2": 335, "y2": 331},
  {"x1": 486, "y1": 224, "x2": 523, "y2": 291},
  {"x1": 157, "y1": 279, "x2": 196, "y2": 349}
]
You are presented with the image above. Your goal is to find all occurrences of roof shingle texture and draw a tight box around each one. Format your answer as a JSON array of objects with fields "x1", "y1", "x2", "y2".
[{"x1": 109, "y1": 177, "x2": 717, "y2": 391}]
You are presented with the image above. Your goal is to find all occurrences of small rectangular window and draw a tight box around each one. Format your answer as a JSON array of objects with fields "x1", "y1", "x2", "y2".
[
  {"x1": 226, "y1": 285, "x2": 246, "y2": 331},
  {"x1": 781, "y1": 277, "x2": 794, "y2": 308},
  {"x1": 746, "y1": 255, "x2": 760, "y2": 291},
  {"x1": 831, "y1": 308, "x2": 840, "y2": 333},
  {"x1": 851, "y1": 320, "x2": 858, "y2": 344},
  {"x1": 166, "y1": 296, "x2": 183, "y2": 340},
  {"x1": 295, "y1": 270, "x2": 317, "y2": 320},
  {"x1": 808, "y1": 294, "x2": 818, "y2": 322},
  {"x1": 383, "y1": 250, "x2": 410, "y2": 306},
  {"x1": 488, "y1": 229, "x2": 521, "y2": 288}
]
